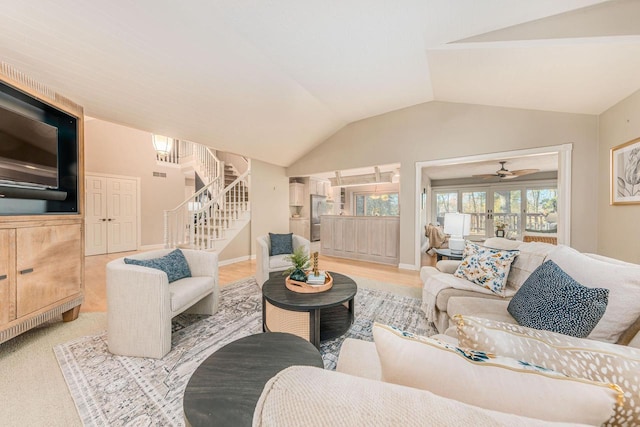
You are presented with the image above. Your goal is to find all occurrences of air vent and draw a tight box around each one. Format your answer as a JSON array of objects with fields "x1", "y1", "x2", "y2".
[{"x1": 153, "y1": 172, "x2": 167, "y2": 178}]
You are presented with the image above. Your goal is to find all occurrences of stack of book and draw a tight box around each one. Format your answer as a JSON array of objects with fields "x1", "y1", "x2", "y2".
[{"x1": 306, "y1": 271, "x2": 326, "y2": 285}]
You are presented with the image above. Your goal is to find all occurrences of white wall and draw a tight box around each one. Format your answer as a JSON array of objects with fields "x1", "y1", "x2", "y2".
[
  {"x1": 84, "y1": 119, "x2": 187, "y2": 246},
  {"x1": 597, "y1": 89, "x2": 640, "y2": 263},
  {"x1": 287, "y1": 101, "x2": 599, "y2": 266},
  {"x1": 249, "y1": 159, "x2": 290, "y2": 254}
]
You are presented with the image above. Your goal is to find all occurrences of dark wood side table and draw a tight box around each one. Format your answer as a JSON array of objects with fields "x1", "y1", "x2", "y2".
[
  {"x1": 183, "y1": 332, "x2": 323, "y2": 427},
  {"x1": 433, "y1": 248, "x2": 464, "y2": 261},
  {"x1": 262, "y1": 271, "x2": 357, "y2": 349}
]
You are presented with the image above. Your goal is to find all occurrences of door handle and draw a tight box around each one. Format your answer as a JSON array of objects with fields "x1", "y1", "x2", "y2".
[
  {"x1": 100, "y1": 218, "x2": 107, "y2": 221},
  {"x1": 19, "y1": 268, "x2": 34, "y2": 275},
  {"x1": 0, "y1": 274, "x2": 7, "y2": 281}
]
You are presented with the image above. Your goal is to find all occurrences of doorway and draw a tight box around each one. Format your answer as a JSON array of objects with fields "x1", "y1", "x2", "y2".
[
  {"x1": 85, "y1": 173, "x2": 140, "y2": 256},
  {"x1": 414, "y1": 144, "x2": 572, "y2": 269}
]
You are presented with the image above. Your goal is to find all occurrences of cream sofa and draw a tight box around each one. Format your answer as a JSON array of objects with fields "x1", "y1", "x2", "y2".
[
  {"x1": 106, "y1": 249, "x2": 219, "y2": 359},
  {"x1": 420, "y1": 238, "x2": 640, "y2": 347},
  {"x1": 252, "y1": 334, "x2": 611, "y2": 426}
]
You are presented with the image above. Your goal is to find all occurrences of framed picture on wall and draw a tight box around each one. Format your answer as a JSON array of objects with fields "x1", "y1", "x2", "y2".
[{"x1": 611, "y1": 137, "x2": 640, "y2": 205}]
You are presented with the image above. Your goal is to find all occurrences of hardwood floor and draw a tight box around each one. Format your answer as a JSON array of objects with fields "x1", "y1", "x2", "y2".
[{"x1": 82, "y1": 251, "x2": 437, "y2": 313}]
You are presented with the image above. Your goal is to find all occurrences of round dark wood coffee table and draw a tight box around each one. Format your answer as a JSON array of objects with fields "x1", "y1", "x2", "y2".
[
  {"x1": 262, "y1": 271, "x2": 357, "y2": 349},
  {"x1": 183, "y1": 332, "x2": 323, "y2": 427}
]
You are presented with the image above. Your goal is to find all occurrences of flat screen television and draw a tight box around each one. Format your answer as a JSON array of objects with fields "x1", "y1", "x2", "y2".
[
  {"x1": 0, "y1": 105, "x2": 58, "y2": 189},
  {"x1": 0, "y1": 80, "x2": 78, "y2": 211}
]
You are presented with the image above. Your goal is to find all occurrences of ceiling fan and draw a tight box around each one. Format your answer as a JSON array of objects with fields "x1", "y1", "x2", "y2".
[{"x1": 472, "y1": 161, "x2": 539, "y2": 180}]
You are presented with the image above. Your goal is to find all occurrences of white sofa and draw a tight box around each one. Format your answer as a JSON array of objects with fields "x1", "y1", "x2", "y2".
[
  {"x1": 255, "y1": 234, "x2": 310, "y2": 287},
  {"x1": 253, "y1": 333, "x2": 612, "y2": 426},
  {"x1": 421, "y1": 238, "x2": 640, "y2": 347},
  {"x1": 106, "y1": 249, "x2": 219, "y2": 359}
]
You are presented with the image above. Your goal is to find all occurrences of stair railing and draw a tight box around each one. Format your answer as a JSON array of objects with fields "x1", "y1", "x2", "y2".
[{"x1": 164, "y1": 170, "x2": 250, "y2": 250}]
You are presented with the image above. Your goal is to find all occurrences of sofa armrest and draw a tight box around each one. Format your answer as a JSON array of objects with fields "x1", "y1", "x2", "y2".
[
  {"x1": 436, "y1": 260, "x2": 461, "y2": 274},
  {"x1": 336, "y1": 338, "x2": 380, "y2": 380},
  {"x1": 106, "y1": 261, "x2": 172, "y2": 357},
  {"x1": 254, "y1": 366, "x2": 572, "y2": 427}
]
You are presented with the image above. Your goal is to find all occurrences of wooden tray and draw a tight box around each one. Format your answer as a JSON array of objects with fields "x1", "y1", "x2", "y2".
[{"x1": 285, "y1": 272, "x2": 333, "y2": 293}]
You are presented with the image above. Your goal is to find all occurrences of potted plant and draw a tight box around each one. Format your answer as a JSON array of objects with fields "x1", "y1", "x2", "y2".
[
  {"x1": 283, "y1": 247, "x2": 310, "y2": 282},
  {"x1": 495, "y1": 220, "x2": 508, "y2": 237}
]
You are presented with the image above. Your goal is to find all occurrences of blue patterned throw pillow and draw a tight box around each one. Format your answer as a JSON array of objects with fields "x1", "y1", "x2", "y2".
[
  {"x1": 507, "y1": 260, "x2": 609, "y2": 338},
  {"x1": 269, "y1": 232, "x2": 293, "y2": 256},
  {"x1": 124, "y1": 249, "x2": 192, "y2": 283},
  {"x1": 453, "y1": 241, "x2": 519, "y2": 295}
]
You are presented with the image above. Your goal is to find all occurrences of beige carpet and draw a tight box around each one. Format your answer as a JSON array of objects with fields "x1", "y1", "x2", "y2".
[
  {"x1": 0, "y1": 312, "x2": 106, "y2": 426},
  {"x1": 0, "y1": 276, "x2": 420, "y2": 426}
]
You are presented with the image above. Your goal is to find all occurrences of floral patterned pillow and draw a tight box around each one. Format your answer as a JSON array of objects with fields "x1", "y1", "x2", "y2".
[{"x1": 453, "y1": 241, "x2": 519, "y2": 295}]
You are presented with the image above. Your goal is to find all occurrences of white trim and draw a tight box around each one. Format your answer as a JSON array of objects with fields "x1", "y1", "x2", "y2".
[
  {"x1": 250, "y1": 254, "x2": 257, "y2": 260},
  {"x1": 398, "y1": 263, "x2": 418, "y2": 271},
  {"x1": 414, "y1": 144, "x2": 573, "y2": 270},
  {"x1": 219, "y1": 255, "x2": 251, "y2": 266}
]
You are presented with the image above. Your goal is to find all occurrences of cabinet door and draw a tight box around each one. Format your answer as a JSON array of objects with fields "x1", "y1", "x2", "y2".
[
  {"x1": 16, "y1": 224, "x2": 82, "y2": 317},
  {"x1": 0, "y1": 229, "x2": 15, "y2": 325}
]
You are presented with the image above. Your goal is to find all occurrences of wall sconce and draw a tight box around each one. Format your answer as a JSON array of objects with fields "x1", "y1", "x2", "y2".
[{"x1": 152, "y1": 135, "x2": 173, "y2": 155}]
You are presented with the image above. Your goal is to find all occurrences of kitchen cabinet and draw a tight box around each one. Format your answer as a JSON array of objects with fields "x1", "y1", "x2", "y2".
[
  {"x1": 320, "y1": 215, "x2": 399, "y2": 265},
  {"x1": 289, "y1": 218, "x2": 310, "y2": 240},
  {"x1": 289, "y1": 182, "x2": 305, "y2": 206},
  {"x1": 309, "y1": 178, "x2": 329, "y2": 197}
]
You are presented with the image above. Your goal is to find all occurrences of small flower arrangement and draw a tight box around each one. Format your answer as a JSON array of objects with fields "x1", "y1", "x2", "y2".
[{"x1": 494, "y1": 220, "x2": 508, "y2": 230}]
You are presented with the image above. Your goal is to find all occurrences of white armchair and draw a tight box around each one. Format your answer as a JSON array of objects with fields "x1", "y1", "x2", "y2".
[
  {"x1": 106, "y1": 249, "x2": 219, "y2": 359},
  {"x1": 255, "y1": 234, "x2": 310, "y2": 287}
]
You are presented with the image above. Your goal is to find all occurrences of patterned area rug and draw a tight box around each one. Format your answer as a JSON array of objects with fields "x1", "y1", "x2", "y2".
[{"x1": 54, "y1": 277, "x2": 434, "y2": 426}]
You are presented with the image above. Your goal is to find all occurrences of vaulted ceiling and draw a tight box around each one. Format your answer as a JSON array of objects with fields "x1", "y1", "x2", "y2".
[{"x1": 1, "y1": 1, "x2": 638, "y2": 167}]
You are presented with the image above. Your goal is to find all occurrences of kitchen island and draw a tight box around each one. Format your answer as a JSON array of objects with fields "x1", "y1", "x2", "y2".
[{"x1": 320, "y1": 215, "x2": 399, "y2": 265}]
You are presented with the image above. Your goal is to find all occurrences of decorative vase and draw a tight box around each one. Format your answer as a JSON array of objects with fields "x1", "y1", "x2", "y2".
[
  {"x1": 496, "y1": 229, "x2": 505, "y2": 237},
  {"x1": 290, "y1": 268, "x2": 307, "y2": 282}
]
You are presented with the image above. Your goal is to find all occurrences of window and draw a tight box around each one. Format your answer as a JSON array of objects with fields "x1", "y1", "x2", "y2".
[
  {"x1": 493, "y1": 189, "x2": 522, "y2": 234},
  {"x1": 525, "y1": 188, "x2": 558, "y2": 232},
  {"x1": 431, "y1": 184, "x2": 557, "y2": 239},
  {"x1": 461, "y1": 191, "x2": 487, "y2": 235},
  {"x1": 355, "y1": 192, "x2": 399, "y2": 216},
  {"x1": 435, "y1": 192, "x2": 457, "y2": 225}
]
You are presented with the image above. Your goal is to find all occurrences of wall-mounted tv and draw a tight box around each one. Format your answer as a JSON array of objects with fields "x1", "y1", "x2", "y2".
[
  {"x1": 0, "y1": 106, "x2": 58, "y2": 189},
  {"x1": 0, "y1": 80, "x2": 78, "y2": 212}
]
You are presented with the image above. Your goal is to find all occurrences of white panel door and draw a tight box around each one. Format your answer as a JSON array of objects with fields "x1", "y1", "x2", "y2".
[
  {"x1": 85, "y1": 175, "x2": 138, "y2": 255},
  {"x1": 106, "y1": 177, "x2": 137, "y2": 253},
  {"x1": 85, "y1": 176, "x2": 108, "y2": 256}
]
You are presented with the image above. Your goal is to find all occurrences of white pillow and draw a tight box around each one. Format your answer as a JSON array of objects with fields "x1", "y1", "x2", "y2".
[
  {"x1": 547, "y1": 245, "x2": 640, "y2": 343},
  {"x1": 456, "y1": 315, "x2": 639, "y2": 427},
  {"x1": 372, "y1": 323, "x2": 619, "y2": 425}
]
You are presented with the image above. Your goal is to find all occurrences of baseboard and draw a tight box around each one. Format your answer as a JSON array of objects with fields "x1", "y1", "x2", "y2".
[
  {"x1": 398, "y1": 263, "x2": 419, "y2": 271},
  {"x1": 219, "y1": 255, "x2": 251, "y2": 266},
  {"x1": 138, "y1": 244, "x2": 165, "y2": 251}
]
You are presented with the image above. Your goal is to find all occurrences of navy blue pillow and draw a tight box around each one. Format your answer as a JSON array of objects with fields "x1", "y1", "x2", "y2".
[
  {"x1": 124, "y1": 249, "x2": 192, "y2": 283},
  {"x1": 507, "y1": 260, "x2": 608, "y2": 338},
  {"x1": 269, "y1": 233, "x2": 293, "y2": 256}
]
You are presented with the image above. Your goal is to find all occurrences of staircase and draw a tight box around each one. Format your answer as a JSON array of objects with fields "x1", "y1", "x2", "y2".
[{"x1": 163, "y1": 146, "x2": 250, "y2": 252}]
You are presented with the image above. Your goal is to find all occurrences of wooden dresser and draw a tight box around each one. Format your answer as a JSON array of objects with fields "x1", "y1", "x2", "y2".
[{"x1": 0, "y1": 64, "x2": 84, "y2": 344}]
